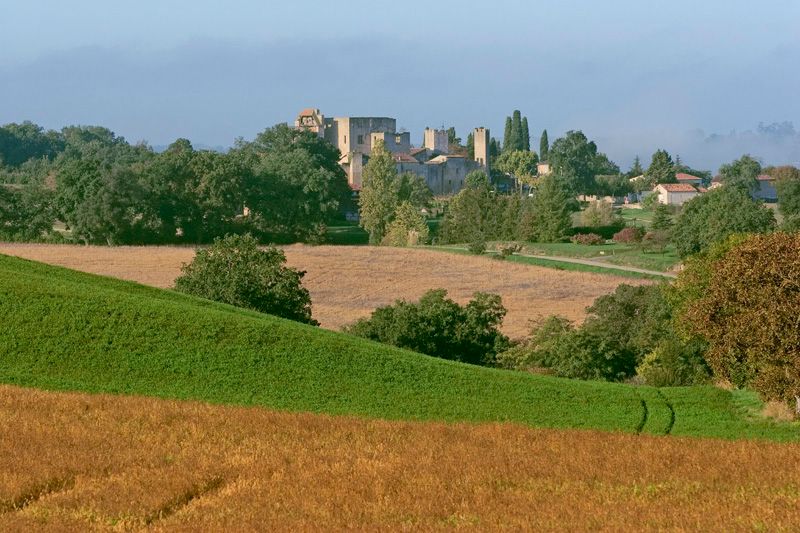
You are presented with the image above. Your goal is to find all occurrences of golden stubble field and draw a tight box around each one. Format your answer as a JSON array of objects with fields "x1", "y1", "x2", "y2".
[
  {"x1": 0, "y1": 243, "x2": 644, "y2": 338},
  {"x1": 1, "y1": 385, "x2": 799, "y2": 531}
]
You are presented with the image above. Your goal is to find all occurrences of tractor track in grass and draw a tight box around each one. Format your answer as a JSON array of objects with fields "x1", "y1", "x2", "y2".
[{"x1": 655, "y1": 389, "x2": 676, "y2": 435}]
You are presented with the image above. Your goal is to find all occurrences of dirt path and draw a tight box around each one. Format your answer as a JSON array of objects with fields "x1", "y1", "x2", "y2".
[{"x1": 0, "y1": 243, "x2": 646, "y2": 338}]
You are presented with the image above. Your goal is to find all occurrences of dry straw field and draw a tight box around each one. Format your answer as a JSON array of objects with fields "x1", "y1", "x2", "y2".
[
  {"x1": 0, "y1": 243, "x2": 643, "y2": 338},
  {"x1": 1, "y1": 385, "x2": 799, "y2": 531}
]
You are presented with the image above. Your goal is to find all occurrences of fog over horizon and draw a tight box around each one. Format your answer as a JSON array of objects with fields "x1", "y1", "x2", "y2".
[{"x1": 1, "y1": 0, "x2": 799, "y2": 172}]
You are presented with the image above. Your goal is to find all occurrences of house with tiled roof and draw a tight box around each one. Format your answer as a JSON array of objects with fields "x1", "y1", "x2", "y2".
[
  {"x1": 655, "y1": 183, "x2": 700, "y2": 206},
  {"x1": 675, "y1": 173, "x2": 703, "y2": 186}
]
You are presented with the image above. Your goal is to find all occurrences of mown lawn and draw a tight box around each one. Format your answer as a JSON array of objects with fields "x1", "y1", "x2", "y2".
[{"x1": 1, "y1": 254, "x2": 796, "y2": 441}]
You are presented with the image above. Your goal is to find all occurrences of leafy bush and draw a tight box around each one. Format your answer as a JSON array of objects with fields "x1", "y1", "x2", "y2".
[
  {"x1": 636, "y1": 338, "x2": 710, "y2": 387},
  {"x1": 612, "y1": 226, "x2": 644, "y2": 244},
  {"x1": 500, "y1": 284, "x2": 681, "y2": 383},
  {"x1": 174, "y1": 233, "x2": 318, "y2": 325},
  {"x1": 641, "y1": 230, "x2": 669, "y2": 253},
  {"x1": 468, "y1": 237, "x2": 487, "y2": 255},
  {"x1": 580, "y1": 199, "x2": 618, "y2": 227},
  {"x1": 344, "y1": 289, "x2": 509, "y2": 366},
  {"x1": 570, "y1": 233, "x2": 604, "y2": 245},
  {"x1": 570, "y1": 223, "x2": 625, "y2": 239},
  {"x1": 382, "y1": 201, "x2": 429, "y2": 247}
]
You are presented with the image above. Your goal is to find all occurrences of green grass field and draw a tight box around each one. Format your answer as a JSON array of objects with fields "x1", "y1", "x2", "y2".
[
  {"x1": 520, "y1": 241, "x2": 681, "y2": 272},
  {"x1": 1, "y1": 254, "x2": 797, "y2": 441}
]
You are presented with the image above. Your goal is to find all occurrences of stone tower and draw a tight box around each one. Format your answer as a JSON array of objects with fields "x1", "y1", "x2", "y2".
[
  {"x1": 473, "y1": 127, "x2": 490, "y2": 173},
  {"x1": 423, "y1": 128, "x2": 449, "y2": 154}
]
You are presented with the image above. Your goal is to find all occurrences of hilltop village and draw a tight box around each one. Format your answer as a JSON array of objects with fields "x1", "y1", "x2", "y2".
[{"x1": 294, "y1": 108, "x2": 490, "y2": 195}]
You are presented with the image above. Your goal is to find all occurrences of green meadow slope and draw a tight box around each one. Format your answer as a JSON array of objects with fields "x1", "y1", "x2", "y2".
[{"x1": 0, "y1": 254, "x2": 797, "y2": 441}]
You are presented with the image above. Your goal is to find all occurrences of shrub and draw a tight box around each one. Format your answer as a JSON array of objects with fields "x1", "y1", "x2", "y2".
[
  {"x1": 636, "y1": 338, "x2": 710, "y2": 387},
  {"x1": 382, "y1": 201, "x2": 429, "y2": 247},
  {"x1": 612, "y1": 226, "x2": 644, "y2": 244},
  {"x1": 468, "y1": 237, "x2": 487, "y2": 255},
  {"x1": 580, "y1": 199, "x2": 618, "y2": 227},
  {"x1": 174, "y1": 233, "x2": 318, "y2": 325},
  {"x1": 570, "y1": 223, "x2": 625, "y2": 239},
  {"x1": 344, "y1": 289, "x2": 509, "y2": 366},
  {"x1": 641, "y1": 230, "x2": 669, "y2": 253},
  {"x1": 496, "y1": 315, "x2": 574, "y2": 371},
  {"x1": 570, "y1": 233, "x2": 604, "y2": 245}
]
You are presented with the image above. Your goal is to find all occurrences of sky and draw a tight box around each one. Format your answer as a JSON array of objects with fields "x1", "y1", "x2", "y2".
[{"x1": 1, "y1": 0, "x2": 799, "y2": 171}]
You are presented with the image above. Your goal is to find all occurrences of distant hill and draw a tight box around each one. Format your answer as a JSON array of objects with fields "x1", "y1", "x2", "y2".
[{"x1": 0, "y1": 254, "x2": 797, "y2": 441}]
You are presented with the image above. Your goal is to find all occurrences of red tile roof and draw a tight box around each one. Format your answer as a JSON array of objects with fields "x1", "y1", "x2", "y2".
[
  {"x1": 757, "y1": 174, "x2": 774, "y2": 181},
  {"x1": 676, "y1": 173, "x2": 701, "y2": 181},
  {"x1": 410, "y1": 147, "x2": 427, "y2": 155},
  {"x1": 658, "y1": 183, "x2": 698, "y2": 193},
  {"x1": 298, "y1": 108, "x2": 318, "y2": 117},
  {"x1": 393, "y1": 153, "x2": 420, "y2": 163}
]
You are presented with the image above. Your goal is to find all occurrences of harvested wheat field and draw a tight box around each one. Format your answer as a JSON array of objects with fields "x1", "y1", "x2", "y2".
[
  {"x1": 0, "y1": 385, "x2": 798, "y2": 531},
  {"x1": 0, "y1": 243, "x2": 643, "y2": 337}
]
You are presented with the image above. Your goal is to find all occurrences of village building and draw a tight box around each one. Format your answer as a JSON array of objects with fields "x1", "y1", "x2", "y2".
[
  {"x1": 295, "y1": 108, "x2": 490, "y2": 195},
  {"x1": 675, "y1": 173, "x2": 703, "y2": 186},
  {"x1": 754, "y1": 174, "x2": 778, "y2": 202},
  {"x1": 655, "y1": 183, "x2": 700, "y2": 206}
]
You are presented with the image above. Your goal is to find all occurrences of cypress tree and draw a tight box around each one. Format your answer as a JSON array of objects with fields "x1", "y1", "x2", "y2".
[
  {"x1": 510, "y1": 110, "x2": 523, "y2": 151},
  {"x1": 503, "y1": 117, "x2": 513, "y2": 153},
  {"x1": 521, "y1": 117, "x2": 530, "y2": 151},
  {"x1": 489, "y1": 138, "x2": 499, "y2": 159},
  {"x1": 539, "y1": 129, "x2": 549, "y2": 161}
]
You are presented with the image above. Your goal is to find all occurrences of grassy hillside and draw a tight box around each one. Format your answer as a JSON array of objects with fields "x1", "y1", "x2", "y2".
[{"x1": 0, "y1": 254, "x2": 797, "y2": 441}]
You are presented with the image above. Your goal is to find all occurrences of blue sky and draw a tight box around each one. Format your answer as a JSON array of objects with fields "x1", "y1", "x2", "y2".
[{"x1": 1, "y1": 0, "x2": 799, "y2": 170}]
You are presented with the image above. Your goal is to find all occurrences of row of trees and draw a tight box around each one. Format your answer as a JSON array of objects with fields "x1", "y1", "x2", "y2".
[{"x1": 0, "y1": 123, "x2": 352, "y2": 244}]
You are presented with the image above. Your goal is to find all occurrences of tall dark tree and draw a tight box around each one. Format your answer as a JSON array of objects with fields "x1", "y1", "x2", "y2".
[
  {"x1": 647, "y1": 150, "x2": 676, "y2": 184},
  {"x1": 466, "y1": 132, "x2": 474, "y2": 159},
  {"x1": 521, "y1": 117, "x2": 530, "y2": 151},
  {"x1": 520, "y1": 174, "x2": 575, "y2": 242},
  {"x1": 503, "y1": 117, "x2": 513, "y2": 153},
  {"x1": 447, "y1": 127, "x2": 461, "y2": 147},
  {"x1": 539, "y1": 129, "x2": 549, "y2": 161},
  {"x1": 627, "y1": 155, "x2": 644, "y2": 178},
  {"x1": 489, "y1": 138, "x2": 500, "y2": 159},
  {"x1": 548, "y1": 130, "x2": 608, "y2": 194}
]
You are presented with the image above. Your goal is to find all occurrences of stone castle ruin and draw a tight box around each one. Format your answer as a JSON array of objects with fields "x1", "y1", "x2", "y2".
[{"x1": 295, "y1": 108, "x2": 489, "y2": 195}]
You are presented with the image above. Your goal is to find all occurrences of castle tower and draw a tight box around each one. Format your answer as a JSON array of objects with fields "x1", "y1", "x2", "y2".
[
  {"x1": 423, "y1": 127, "x2": 449, "y2": 154},
  {"x1": 473, "y1": 127, "x2": 490, "y2": 172}
]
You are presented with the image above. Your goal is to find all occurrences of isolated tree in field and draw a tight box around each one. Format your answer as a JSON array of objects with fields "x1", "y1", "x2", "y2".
[
  {"x1": 647, "y1": 149, "x2": 675, "y2": 184},
  {"x1": 175, "y1": 233, "x2": 317, "y2": 325},
  {"x1": 345, "y1": 288, "x2": 509, "y2": 366},
  {"x1": 382, "y1": 201, "x2": 429, "y2": 246},
  {"x1": 539, "y1": 129, "x2": 549, "y2": 161},
  {"x1": 676, "y1": 233, "x2": 800, "y2": 413},
  {"x1": 359, "y1": 141, "x2": 399, "y2": 244},
  {"x1": 522, "y1": 174, "x2": 574, "y2": 242},
  {"x1": 672, "y1": 186, "x2": 775, "y2": 258}
]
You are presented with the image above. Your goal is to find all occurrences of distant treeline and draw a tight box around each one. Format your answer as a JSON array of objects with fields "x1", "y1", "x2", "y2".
[{"x1": 0, "y1": 122, "x2": 351, "y2": 244}]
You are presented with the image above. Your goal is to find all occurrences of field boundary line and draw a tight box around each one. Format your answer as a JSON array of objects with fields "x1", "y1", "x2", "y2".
[{"x1": 0, "y1": 475, "x2": 76, "y2": 514}]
